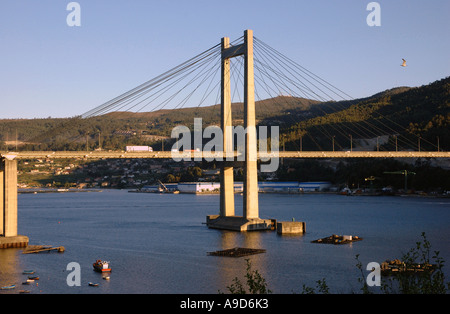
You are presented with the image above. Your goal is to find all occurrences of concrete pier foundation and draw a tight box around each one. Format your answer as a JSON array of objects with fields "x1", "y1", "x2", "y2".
[
  {"x1": 0, "y1": 235, "x2": 29, "y2": 248},
  {"x1": 207, "y1": 215, "x2": 275, "y2": 232},
  {"x1": 276, "y1": 221, "x2": 306, "y2": 235}
]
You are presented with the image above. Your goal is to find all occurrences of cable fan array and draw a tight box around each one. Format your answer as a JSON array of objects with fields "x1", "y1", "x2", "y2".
[{"x1": 22, "y1": 34, "x2": 435, "y2": 152}]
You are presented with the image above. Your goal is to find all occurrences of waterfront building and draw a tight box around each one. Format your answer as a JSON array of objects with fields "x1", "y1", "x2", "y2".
[{"x1": 140, "y1": 181, "x2": 332, "y2": 194}]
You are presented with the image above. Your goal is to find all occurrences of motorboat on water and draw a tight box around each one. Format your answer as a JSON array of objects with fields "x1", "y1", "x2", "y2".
[{"x1": 93, "y1": 260, "x2": 111, "y2": 272}]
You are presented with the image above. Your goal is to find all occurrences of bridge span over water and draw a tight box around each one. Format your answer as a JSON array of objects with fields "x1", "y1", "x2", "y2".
[{"x1": 1, "y1": 29, "x2": 449, "y2": 247}]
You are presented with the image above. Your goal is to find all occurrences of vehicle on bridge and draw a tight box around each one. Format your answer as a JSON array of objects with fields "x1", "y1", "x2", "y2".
[{"x1": 125, "y1": 146, "x2": 153, "y2": 152}]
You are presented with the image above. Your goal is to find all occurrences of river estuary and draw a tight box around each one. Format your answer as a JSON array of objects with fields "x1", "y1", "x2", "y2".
[{"x1": 0, "y1": 189, "x2": 449, "y2": 294}]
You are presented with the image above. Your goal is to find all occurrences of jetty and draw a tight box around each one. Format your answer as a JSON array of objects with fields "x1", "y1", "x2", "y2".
[{"x1": 22, "y1": 245, "x2": 65, "y2": 254}]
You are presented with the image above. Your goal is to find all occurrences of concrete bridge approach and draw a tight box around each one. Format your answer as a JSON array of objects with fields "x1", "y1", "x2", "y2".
[{"x1": 0, "y1": 156, "x2": 28, "y2": 248}]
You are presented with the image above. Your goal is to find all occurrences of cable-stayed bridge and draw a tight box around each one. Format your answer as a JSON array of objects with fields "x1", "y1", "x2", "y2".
[
  {"x1": 3, "y1": 150, "x2": 449, "y2": 159},
  {"x1": 1, "y1": 30, "x2": 448, "y2": 245},
  {"x1": 2, "y1": 30, "x2": 446, "y2": 154}
]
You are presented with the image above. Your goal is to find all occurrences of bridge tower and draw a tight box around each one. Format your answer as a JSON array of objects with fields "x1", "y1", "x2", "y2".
[
  {"x1": 207, "y1": 30, "x2": 274, "y2": 231},
  {"x1": 0, "y1": 156, "x2": 28, "y2": 248}
]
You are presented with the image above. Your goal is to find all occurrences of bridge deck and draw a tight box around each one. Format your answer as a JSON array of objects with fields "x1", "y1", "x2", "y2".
[{"x1": 1, "y1": 151, "x2": 449, "y2": 159}]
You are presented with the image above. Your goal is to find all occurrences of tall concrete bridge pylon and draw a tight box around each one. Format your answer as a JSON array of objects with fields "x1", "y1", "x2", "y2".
[{"x1": 207, "y1": 30, "x2": 274, "y2": 231}]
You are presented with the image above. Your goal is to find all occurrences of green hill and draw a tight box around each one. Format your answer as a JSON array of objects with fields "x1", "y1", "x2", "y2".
[
  {"x1": 0, "y1": 77, "x2": 448, "y2": 152},
  {"x1": 278, "y1": 77, "x2": 449, "y2": 151}
]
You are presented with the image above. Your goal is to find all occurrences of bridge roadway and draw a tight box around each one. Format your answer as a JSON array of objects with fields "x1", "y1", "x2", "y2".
[{"x1": 1, "y1": 150, "x2": 449, "y2": 160}]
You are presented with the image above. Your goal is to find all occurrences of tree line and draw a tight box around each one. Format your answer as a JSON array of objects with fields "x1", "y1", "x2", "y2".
[{"x1": 1, "y1": 77, "x2": 448, "y2": 153}]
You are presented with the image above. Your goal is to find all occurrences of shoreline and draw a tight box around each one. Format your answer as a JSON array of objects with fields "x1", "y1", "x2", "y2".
[
  {"x1": 17, "y1": 187, "x2": 450, "y2": 198},
  {"x1": 127, "y1": 189, "x2": 450, "y2": 198},
  {"x1": 18, "y1": 188, "x2": 103, "y2": 194}
]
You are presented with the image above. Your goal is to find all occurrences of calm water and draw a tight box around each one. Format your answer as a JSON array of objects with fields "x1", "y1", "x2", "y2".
[{"x1": 1, "y1": 190, "x2": 449, "y2": 294}]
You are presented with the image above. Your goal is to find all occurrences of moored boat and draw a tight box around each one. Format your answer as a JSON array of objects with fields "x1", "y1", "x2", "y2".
[
  {"x1": 1, "y1": 284, "x2": 15, "y2": 290},
  {"x1": 93, "y1": 260, "x2": 111, "y2": 272}
]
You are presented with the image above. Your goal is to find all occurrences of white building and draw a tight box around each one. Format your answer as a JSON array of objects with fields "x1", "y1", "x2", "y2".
[
  {"x1": 259, "y1": 181, "x2": 332, "y2": 193},
  {"x1": 178, "y1": 182, "x2": 220, "y2": 194}
]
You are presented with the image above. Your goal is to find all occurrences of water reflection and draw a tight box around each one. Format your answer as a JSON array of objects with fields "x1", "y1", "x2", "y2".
[
  {"x1": 211, "y1": 230, "x2": 270, "y2": 292},
  {"x1": 0, "y1": 248, "x2": 23, "y2": 293},
  {"x1": 8, "y1": 190, "x2": 450, "y2": 293}
]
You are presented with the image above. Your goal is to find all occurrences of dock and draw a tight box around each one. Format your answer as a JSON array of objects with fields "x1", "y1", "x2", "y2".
[{"x1": 22, "y1": 245, "x2": 65, "y2": 254}]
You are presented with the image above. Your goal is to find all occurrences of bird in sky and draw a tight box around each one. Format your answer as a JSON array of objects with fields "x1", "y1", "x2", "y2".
[{"x1": 401, "y1": 58, "x2": 407, "y2": 67}]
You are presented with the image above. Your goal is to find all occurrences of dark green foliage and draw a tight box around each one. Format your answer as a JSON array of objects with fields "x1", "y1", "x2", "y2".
[
  {"x1": 1, "y1": 77, "x2": 448, "y2": 152},
  {"x1": 380, "y1": 232, "x2": 449, "y2": 294},
  {"x1": 221, "y1": 259, "x2": 272, "y2": 294},
  {"x1": 276, "y1": 158, "x2": 450, "y2": 191},
  {"x1": 277, "y1": 77, "x2": 450, "y2": 152}
]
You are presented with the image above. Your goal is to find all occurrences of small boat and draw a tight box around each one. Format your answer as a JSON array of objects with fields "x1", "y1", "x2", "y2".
[
  {"x1": 88, "y1": 282, "x2": 99, "y2": 286},
  {"x1": 28, "y1": 275, "x2": 39, "y2": 280},
  {"x1": 93, "y1": 260, "x2": 111, "y2": 272},
  {"x1": 1, "y1": 284, "x2": 15, "y2": 290},
  {"x1": 19, "y1": 290, "x2": 31, "y2": 294},
  {"x1": 23, "y1": 270, "x2": 35, "y2": 274}
]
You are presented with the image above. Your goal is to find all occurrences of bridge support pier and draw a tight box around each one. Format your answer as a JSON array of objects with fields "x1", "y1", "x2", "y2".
[
  {"x1": 0, "y1": 156, "x2": 28, "y2": 248},
  {"x1": 207, "y1": 30, "x2": 274, "y2": 232}
]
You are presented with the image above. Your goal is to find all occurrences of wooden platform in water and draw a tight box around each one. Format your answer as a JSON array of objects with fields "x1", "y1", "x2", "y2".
[
  {"x1": 207, "y1": 247, "x2": 266, "y2": 258},
  {"x1": 22, "y1": 245, "x2": 65, "y2": 254},
  {"x1": 381, "y1": 259, "x2": 437, "y2": 276},
  {"x1": 311, "y1": 234, "x2": 362, "y2": 245}
]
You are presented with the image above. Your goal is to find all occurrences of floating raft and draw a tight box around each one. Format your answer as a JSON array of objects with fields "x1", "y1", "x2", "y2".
[
  {"x1": 381, "y1": 259, "x2": 437, "y2": 276},
  {"x1": 22, "y1": 245, "x2": 65, "y2": 254},
  {"x1": 207, "y1": 247, "x2": 266, "y2": 258},
  {"x1": 311, "y1": 234, "x2": 362, "y2": 245}
]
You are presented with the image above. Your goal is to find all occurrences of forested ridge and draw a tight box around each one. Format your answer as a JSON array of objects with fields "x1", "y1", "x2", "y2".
[{"x1": 0, "y1": 76, "x2": 448, "y2": 152}]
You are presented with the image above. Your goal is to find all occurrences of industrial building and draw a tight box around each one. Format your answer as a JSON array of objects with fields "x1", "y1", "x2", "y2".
[
  {"x1": 139, "y1": 181, "x2": 332, "y2": 194},
  {"x1": 178, "y1": 182, "x2": 220, "y2": 194}
]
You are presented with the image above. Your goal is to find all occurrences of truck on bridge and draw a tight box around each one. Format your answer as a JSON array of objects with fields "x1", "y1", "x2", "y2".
[{"x1": 125, "y1": 146, "x2": 153, "y2": 152}]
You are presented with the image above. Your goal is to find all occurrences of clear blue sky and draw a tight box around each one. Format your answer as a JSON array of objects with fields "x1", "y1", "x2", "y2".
[{"x1": 0, "y1": 0, "x2": 449, "y2": 119}]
